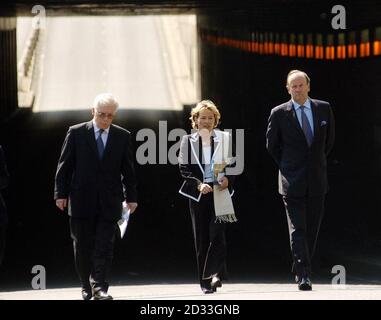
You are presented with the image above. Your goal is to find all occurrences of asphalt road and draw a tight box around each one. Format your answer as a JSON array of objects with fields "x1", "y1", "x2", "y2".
[
  {"x1": 1, "y1": 282, "x2": 381, "y2": 300},
  {"x1": 32, "y1": 16, "x2": 176, "y2": 111}
]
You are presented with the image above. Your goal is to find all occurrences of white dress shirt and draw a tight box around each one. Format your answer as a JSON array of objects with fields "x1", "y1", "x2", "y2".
[
  {"x1": 292, "y1": 98, "x2": 314, "y2": 135},
  {"x1": 92, "y1": 120, "x2": 110, "y2": 147}
]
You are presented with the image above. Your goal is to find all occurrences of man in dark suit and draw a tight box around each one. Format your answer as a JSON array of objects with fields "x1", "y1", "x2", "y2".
[
  {"x1": 266, "y1": 70, "x2": 335, "y2": 291},
  {"x1": 0, "y1": 145, "x2": 9, "y2": 267},
  {"x1": 54, "y1": 93, "x2": 138, "y2": 300}
]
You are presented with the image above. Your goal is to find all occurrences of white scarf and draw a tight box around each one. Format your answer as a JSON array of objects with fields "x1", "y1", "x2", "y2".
[{"x1": 212, "y1": 130, "x2": 237, "y2": 223}]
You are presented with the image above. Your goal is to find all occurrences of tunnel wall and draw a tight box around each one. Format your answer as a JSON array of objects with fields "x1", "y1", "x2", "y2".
[{"x1": 0, "y1": 17, "x2": 18, "y2": 121}]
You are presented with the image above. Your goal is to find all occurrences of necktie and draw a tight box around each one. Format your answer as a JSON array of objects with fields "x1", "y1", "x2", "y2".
[
  {"x1": 300, "y1": 105, "x2": 313, "y2": 146},
  {"x1": 96, "y1": 129, "x2": 105, "y2": 158}
]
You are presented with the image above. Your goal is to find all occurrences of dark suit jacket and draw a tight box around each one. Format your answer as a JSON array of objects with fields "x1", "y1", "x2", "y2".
[
  {"x1": 266, "y1": 99, "x2": 335, "y2": 197},
  {"x1": 54, "y1": 121, "x2": 137, "y2": 221},
  {"x1": 0, "y1": 145, "x2": 9, "y2": 225},
  {"x1": 178, "y1": 130, "x2": 234, "y2": 202}
]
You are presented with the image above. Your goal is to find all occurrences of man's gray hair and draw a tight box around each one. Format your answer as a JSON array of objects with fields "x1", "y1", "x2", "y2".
[
  {"x1": 286, "y1": 70, "x2": 310, "y2": 86},
  {"x1": 93, "y1": 93, "x2": 119, "y2": 110}
]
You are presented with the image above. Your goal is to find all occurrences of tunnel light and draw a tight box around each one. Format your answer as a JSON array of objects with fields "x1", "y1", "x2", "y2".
[
  {"x1": 360, "y1": 29, "x2": 370, "y2": 57},
  {"x1": 289, "y1": 33, "x2": 296, "y2": 57},
  {"x1": 337, "y1": 33, "x2": 346, "y2": 59},
  {"x1": 325, "y1": 34, "x2": 335, "y2": 60},
  {"x1": 347, "y1": 31, "x2": 357, "y2": 58},
  {"x1": 280, "y1": 33, "x2": 288, "y2": 56},
  {"x1": 315, "y1": 34, "x2": 324, "y2": 59},
  {"x1": 267, "y1": 33, "x2": 274, "y2": 55},
  {"x1": 201, "y1": 26, "x2": 381, "y2": 60},
  {"x1": 347, "y1": 44, "x2": 357, "y2": 58},
  {"x1": 374, "y1": 41, "x2": 381, "y2": 55},
  {"x1": 305, "y1": 34, "x2": 314, "y2": 59},
  {"x1": 297, "y1": 34, "x2": 305, "y2": 58},
  {"x1": 360, "y1": 42, "x2": 370, "y2": 57},
  {"x1": 337, "y1": 46, "x2": 346, "y2": 59},
  {"x1": 374, "y1": 27, "x2": 381, "y2": 55}
]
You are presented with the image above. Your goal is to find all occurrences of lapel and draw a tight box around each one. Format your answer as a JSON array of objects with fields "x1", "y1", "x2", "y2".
[
  {"x1": 310, "y1": 99, "x2": 320, "y2": 145},
  {"x1": 189, "y1": 132, "x2": 204, "y2": 174},
  {"x1": 285, "y1": 100, "x2": 305, "y2": 138},
  {"x1": 102, "y1": 125, "x2": 115, "y2": 161},
  {"x1": 286, "y1": 99, "x2": 321, "y2": 147},
  {"x1": 86, "y1": 121, "x2": 99, "y2": 159},
  {"x1": 86, "y1": 121, "x2": 114, "y2": 161},
  {"x1": 211, "y1": 130, "x2": 221, "y2": 162},
  {"x1": 189, "y1": 130, "x2": 219, "y2": 174}
]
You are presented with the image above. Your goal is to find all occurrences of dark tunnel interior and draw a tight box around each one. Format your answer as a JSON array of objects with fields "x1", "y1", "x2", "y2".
[{"x1": 1, "y1": 0, "x2": 381, "y2": 290}]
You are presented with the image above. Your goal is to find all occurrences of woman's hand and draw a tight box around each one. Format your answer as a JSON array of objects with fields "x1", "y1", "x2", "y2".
[
  {"x1": 198, "y1": 183, "x2": 213, "y2": 194},
  {"x1": 218, "y1": 176, "x2": 229, "y2": 190}
]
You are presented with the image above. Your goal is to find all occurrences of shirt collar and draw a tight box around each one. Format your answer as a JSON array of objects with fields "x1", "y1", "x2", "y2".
[
  {"x1": 92, "y1": 120, "x2": 110, "y2": 134},
  {"x1": 292, "y1": 98, "x2": 311, "y2": 110},
  {"x1": 191, "y1": 128, "x2": 217, "y2": 140}
]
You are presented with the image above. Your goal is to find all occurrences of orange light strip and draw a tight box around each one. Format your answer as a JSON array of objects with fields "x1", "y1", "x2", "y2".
[
  {"x1": 268, "y1": 42, "x2": 274, "y2": 55},
  {"x1": 337, "y1": 46, "x2": 346, "y2": 59},
  {"x1": 274, "y1": 43, "x2": 281, "y2": 55},
  {"x1": 360, "y1": 42, "x2": 370, "y2": 57},
  {"x1": 306, "y1": 44, "x2": 314, "y2": 58},
  {"x1": 374, "y1": 41, "x2": 381, "y2": 55},
  {"x1": 347, "y1": 44, "x2": 357, "y2": 58},
  {"x1": 258, "y1": 43, "x2": 264, "y2": 54},
  {"x1": 201, "y1": 30, "x2": 381, "y2": 59},
  {"x1": 264, "y1": 42, "x2": 269, "y2": 54},
  {"x1": 253, "y1": 41, "x2": 258, "y2": 53},
  {"x1": 289, "y1": 44, "x2": 296, "y2": 57},
  {"x1": 325, "y1": 46, "x2": 335, "y2": 60},
  {"x1": 315, "y1": 46, "x2": 324, "y2": 59},
  {"x1": 244, "y1": 40, "x2": 251, "y2": 52},
  {"x1": 280, "y1": 43, "x2": 288, "y2": 56},
  {"x1": 297, "y1": 45, "x2": 305, "y2": 57}
]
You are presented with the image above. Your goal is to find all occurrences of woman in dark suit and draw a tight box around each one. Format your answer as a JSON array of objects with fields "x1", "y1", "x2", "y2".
[
  {"x1": 0, "y1": 145, "x2": 9, "y2": 267},
  {"x1": 178, "y1": 100, "x2": 236, "y2": 294}
]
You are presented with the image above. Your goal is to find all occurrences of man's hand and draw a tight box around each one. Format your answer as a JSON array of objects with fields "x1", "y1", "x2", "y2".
[
  {"x1": 127, "y1": 202, "x2": 138, "y2": 214},
  {"x1": 56, "y1": 198, "x2": 67, "y2": 211}
]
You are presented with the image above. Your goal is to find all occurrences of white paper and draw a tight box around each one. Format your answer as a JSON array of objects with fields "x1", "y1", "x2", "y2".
[{"x1": 117, "y1": 202, "x2": 131, "y2": 239}]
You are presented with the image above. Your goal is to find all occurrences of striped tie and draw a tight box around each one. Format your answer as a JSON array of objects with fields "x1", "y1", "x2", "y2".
[{"x1": 96, "y1": 129, "x2": 105, "y2": 158}]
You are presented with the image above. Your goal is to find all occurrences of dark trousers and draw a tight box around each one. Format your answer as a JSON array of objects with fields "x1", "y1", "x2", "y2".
[
  {"x1": 282, "y1": 195, "x2": 325, "y2": 278},
  {"x1": 70, "y1": 217, "x2": 117, "y2": 292},
  {"x1": 189, "y1": 192, "x2": 227, "y2": 289}
]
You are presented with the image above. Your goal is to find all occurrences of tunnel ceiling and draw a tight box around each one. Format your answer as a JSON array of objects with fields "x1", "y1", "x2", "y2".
[
  {"x1": 1, "y1": 1, "x2": 379, "y2": 33},
  {"x1": 0, "y1": 0, "x2": 369, "y2": 16}
]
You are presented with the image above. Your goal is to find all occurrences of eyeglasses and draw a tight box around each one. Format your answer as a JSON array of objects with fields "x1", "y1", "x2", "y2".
[{"x1": 96, "y1": 111, "x2": 115, "y2": 119}]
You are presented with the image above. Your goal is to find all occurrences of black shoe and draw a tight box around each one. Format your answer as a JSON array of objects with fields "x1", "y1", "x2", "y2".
[
  {"x1": 202, "y1": 287, "x2": 215, "y2": 294},
  {"x1": 211, "y1": 277, "x2": 222, "y2": 291},
  {"x1": 81, "y1": 287, "x2": 92, "y2": 300},
  {"x1": 298, "y1": 277, "x2": 312, "y2": 291},
  {"x1": 93, "y1": 290, "x2": 113, "y2": 300}
]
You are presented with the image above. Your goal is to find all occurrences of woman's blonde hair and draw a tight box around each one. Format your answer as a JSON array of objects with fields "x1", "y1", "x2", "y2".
[{"x1": 189, "y1": 99, "x2": 221, "y2": 129}]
